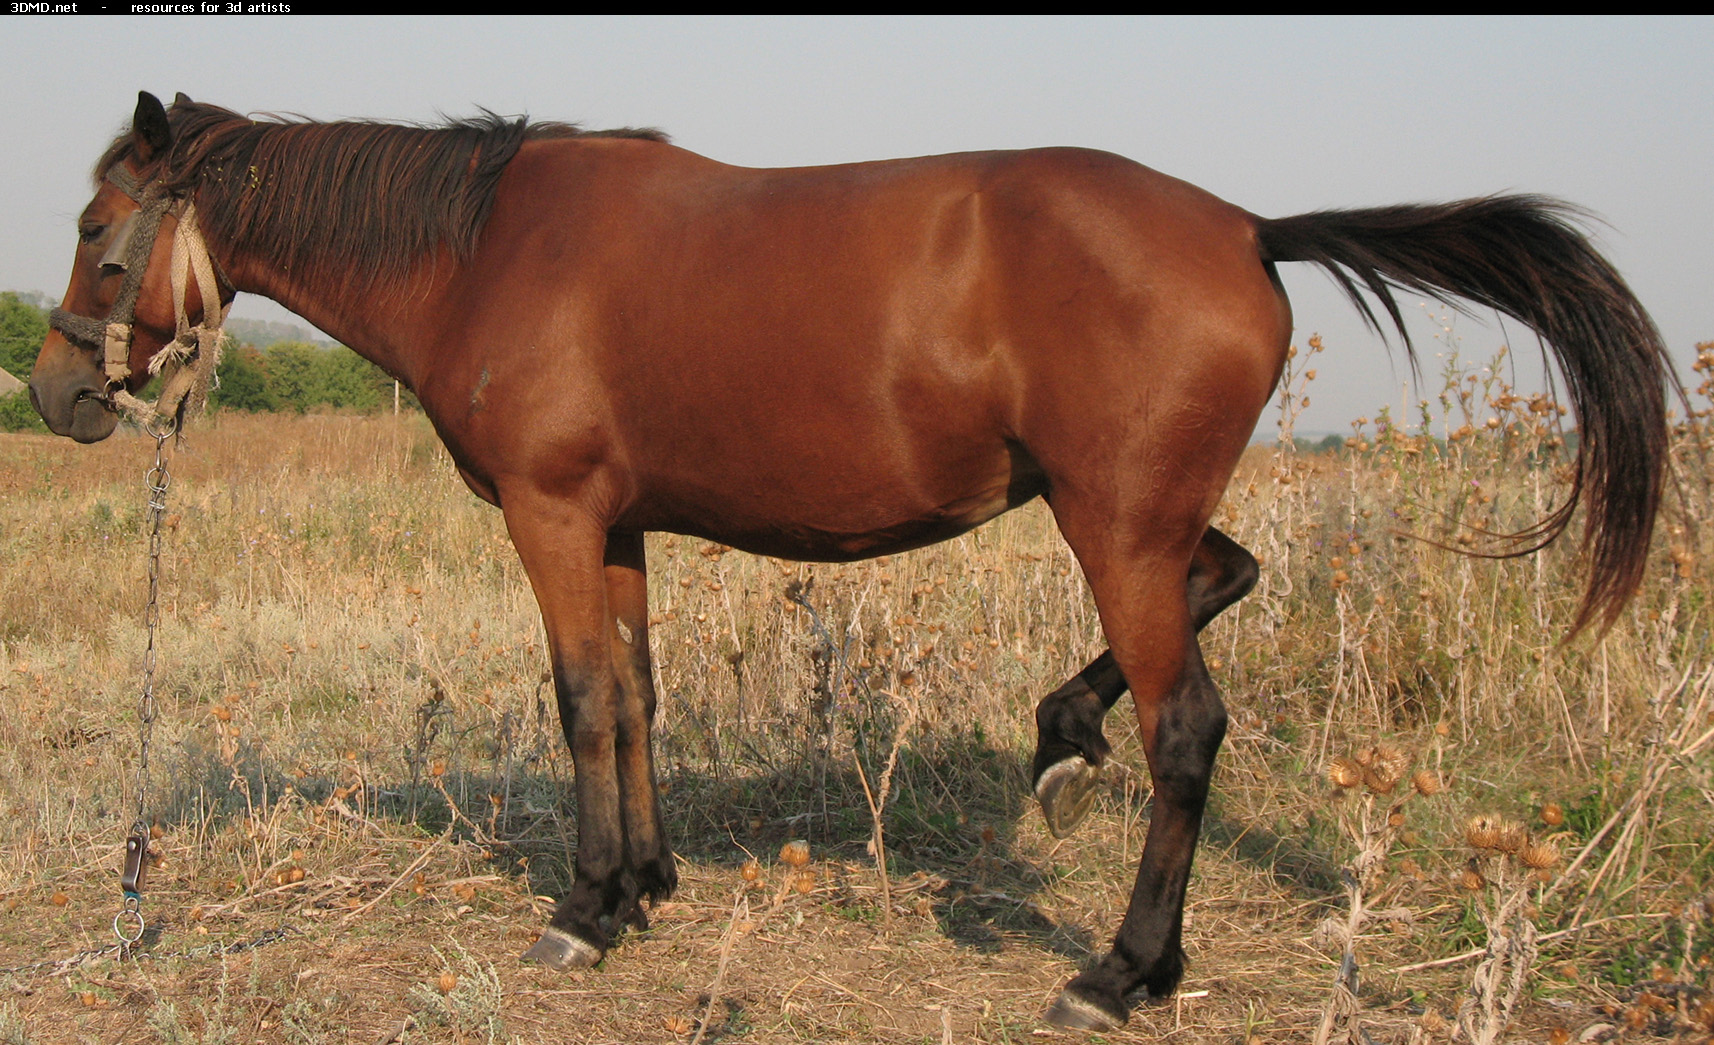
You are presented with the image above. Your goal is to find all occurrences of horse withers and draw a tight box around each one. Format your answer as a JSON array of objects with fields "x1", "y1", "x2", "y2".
[{"x1": 31, "y1": 92, "x2": 1672, "y2": 1030}]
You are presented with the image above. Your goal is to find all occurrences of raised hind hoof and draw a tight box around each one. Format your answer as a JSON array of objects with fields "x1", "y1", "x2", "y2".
[
  {"x1": 521, "y1": 926, "x2": 603, "y2": 971},
  {"x1": 1036, "y1": 756, "x2": 1101, "y2": 839},
  {"x1": 1043, "y1": 989, "x2": 1127, "y2": 1032}
]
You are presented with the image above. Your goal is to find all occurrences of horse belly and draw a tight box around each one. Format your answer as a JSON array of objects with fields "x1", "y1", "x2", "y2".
[
  {"x1": 730, "y1": 489, "x2": 1017, "y2": 561},
  {"x1": 628, "y1": 442, "x2": 1042, "y2": 563}
]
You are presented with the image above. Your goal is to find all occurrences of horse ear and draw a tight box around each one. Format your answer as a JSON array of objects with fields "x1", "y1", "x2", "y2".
[
  {"x1": 173, "y1": 92, "x2": 194, "y2": 107},
  {"x1": 132, "y1": 91, "x2": 172, "y2": 163}
]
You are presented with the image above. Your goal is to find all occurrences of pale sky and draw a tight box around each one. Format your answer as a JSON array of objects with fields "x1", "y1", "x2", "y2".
[{"x1": 3, "y1": 16, "x2": 1709, "y2": 435}]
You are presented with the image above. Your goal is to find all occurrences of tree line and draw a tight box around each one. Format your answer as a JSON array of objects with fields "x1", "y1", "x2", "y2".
[{"x1": 1, "y1": 292, "x2": 416, "y2": 432}]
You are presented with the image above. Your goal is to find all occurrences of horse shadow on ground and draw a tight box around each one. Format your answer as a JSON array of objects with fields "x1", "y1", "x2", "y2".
[
  {"x1": 150, "y1": 722, "x2": 1339, "y2": 965},
  {"x1": 149, "y1": 729, "x2": 1091, "y2": 955}
]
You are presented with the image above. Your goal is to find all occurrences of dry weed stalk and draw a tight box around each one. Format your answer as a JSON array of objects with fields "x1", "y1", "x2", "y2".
[
  {"x1": 1452, "y1": 814, "x2": 1564, "y2": 1044},
  {"x1": 1560, "y1": 664, "x2": 1714, "y2": 925},
  {"x1": 688, "y1": 890, "x2": 747, "y2": 1045},
  {"x1": 1314, "y1": 743, "x2": 1441, "y2": 1045}
]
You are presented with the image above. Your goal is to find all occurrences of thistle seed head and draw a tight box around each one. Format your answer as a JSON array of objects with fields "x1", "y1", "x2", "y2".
[
  {"x1": 1520, "y1": 840, "x2": 1561, "y2": 870},
  {"x1": 1360, "y1": 743, "x2": 1413, "y2": 793},
  {"x1": 1363, "y1": 767, "x2": 1400, "y2": 794},
  {"x1": 1466, "y1": 815, "x2": 1504, "y2": 850},
  {"x1": 780, "y1": 839, "x2": 811, "y2": 868},
  {"x1": 1328, "y1": 756, "x2": 1363, "y2": 789}
]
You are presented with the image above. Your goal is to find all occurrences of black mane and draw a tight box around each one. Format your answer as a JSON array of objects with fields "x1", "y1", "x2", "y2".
[{"x1": 95, "y1": 98, "x2": 667, "y2": 295}]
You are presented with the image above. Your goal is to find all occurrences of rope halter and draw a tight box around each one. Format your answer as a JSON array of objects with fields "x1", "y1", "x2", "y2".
[{"x1": 48, "y1": 164, "x2": 231, "y2": 434}]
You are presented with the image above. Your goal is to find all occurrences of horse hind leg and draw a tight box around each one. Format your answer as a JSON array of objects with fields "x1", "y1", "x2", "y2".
[
  {"x1": 1036, "y1": 500, "x2": 1231, "y2": 1029},
  {"x1": 1032, "y1": 526, "x2": 1256, "y2": 837},
  {"x1": 1046, "y1": 625, "x2": 1226, "y2": 1029},
  {"x1": 1031, "y1": 652, "x2": 1124, "y2": 839}
]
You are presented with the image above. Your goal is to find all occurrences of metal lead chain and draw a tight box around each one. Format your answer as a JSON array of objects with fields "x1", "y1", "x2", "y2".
[
  {"x1": 117, "y1": 428, "x2": 172, "y2": 952},
  {"x1": 3, "y1": 924, "x2": 299, "y2": 980}
]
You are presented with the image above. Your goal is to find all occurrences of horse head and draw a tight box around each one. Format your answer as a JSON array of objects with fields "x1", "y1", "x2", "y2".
[{"x1": 30, "y1": 91, "x2": 230, "y2": 442}]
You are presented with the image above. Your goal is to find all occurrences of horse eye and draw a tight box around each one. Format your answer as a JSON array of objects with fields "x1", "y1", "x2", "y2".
[{"x1": 79, "y1": 225, "x2": 105, "y2": 245}]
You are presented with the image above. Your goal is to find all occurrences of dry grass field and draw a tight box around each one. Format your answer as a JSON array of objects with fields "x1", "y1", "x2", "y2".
[{"x1": 1, "y1": 341, "x2": 1711, "y2": 1044}]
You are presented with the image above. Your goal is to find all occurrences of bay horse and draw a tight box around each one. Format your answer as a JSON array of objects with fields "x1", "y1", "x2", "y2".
[{"x1": 31, "y1": 92, "x2": 1671, "y2": 1030}]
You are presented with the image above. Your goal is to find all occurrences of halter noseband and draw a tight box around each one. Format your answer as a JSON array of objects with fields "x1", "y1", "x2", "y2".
[{"x1": 48, "y1": 164, "x2": 232, "y2": 433}]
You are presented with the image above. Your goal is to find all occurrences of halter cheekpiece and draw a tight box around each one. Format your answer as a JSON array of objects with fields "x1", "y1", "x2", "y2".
[{"x1": 48, "y1": 163, "x2": 231, "y2": 433}]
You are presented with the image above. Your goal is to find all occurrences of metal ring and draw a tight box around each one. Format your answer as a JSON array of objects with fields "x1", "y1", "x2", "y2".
[{"x1": 114, "y1": 906, "x2": 145, "y2": 946}]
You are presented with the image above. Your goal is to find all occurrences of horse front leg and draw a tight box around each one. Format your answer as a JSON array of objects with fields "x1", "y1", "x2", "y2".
[
  {"x1": 604, "y1": 531, "x2": 677, "y2": 920},
  {"x1": 501, "y1": 501, "x2": 631, "y2": 970},
  {"x1": 1032, "y1": 526, "x2": 1256, "y2": 837}
]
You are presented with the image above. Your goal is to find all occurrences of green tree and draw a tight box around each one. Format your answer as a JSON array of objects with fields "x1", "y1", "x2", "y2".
[
  {"x1": 0, "y1": 292, "x2": 49, "y2": 381},
  {"x1": 0, "y1": 390, "x2": 46, "y2": 432},
  {"x1": 263, "y1": 341, "x2": 324, "y2": 411},
  {"x1": 238, "y1": 341, "x2": 401, "y2": 413},
  {"x1": 211, "y1": 343, "x2": 277, "y2": 412},
  {"x1": 318, "y1": 347, "x2": 391, "y2": 410}
]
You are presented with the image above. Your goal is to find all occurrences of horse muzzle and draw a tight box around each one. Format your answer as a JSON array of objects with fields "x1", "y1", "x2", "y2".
[{"x1": 29, "y1": 349, "x2": 121, "y2": 443}]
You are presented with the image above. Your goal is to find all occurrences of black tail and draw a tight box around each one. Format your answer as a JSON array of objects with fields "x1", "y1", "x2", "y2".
[{"x1": 1256, "y1": 196, "x2": 1675, "y2": 634}]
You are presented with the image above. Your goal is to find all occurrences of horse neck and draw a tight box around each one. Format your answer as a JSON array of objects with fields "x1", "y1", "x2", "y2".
[{"x1": 218, "y1": 244, "x2": 449, "y2": 390}]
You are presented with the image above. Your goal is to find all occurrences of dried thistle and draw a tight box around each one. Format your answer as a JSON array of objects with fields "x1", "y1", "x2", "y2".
[
  {"x1": 1411, "y1": 769, "x2": 1444, "y2": 797},
  {"x1": 1466, "y1": 815, "x2": 1505, "y2": 851},
  {"x1": 1316, "y1": 738, "x2": 1440, "y2": 1045},
  {"x1": 1360, "y1": 743, "x2": 1412, "y2": 793},
  {"x1": 1328, "y1": 756, "x2": 1363, "y2": 789},
  {"x1": 1497, "y1": 820, "x2": 1529, "y2": 855},
  {"x1": 1373, "y1": 743, "x2": 1412, "y2": 779},
  {"x1": 1362, "y1": 766, "x2": 1400, "y2": 795},
  {"x1": 1457, "y1": 815, "x2": 1547, "y2": 1045},
  {"x1": 1519, "y1": 840, "x2": 1561, "y2": 870}
]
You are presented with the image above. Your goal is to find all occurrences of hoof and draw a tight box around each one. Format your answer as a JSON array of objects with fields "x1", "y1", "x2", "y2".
[
  {"x1": 1036, "y1": 757, "x2": 1101, "y2": 839},
  {"x1": 521, "y1": 926, "x2": 602, "y2": 971},
  {"x1": 1043, "y1": 989, "x2": 1126, "y2": 1032}
]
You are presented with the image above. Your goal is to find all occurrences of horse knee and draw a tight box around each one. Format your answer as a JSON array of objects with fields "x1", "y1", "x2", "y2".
[{"x1": 614, "y1": 701, "x2": 652, "y2": 746}]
